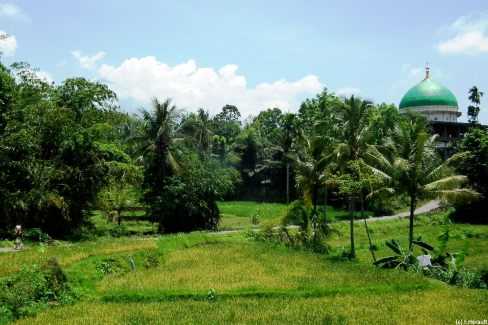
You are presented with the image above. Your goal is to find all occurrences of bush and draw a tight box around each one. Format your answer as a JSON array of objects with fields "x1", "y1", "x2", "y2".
[
  {"x1": 281, "y1": 200, "x2": 333, "y2": 253},
  {"x1": 96, "y1": 258, "x2": 125, "y2": 278},
  {"x1": 150, "y1": 176, "x2": 220, "y2": 233},
  {"x1": 23, "y1": 228, "x2": 52, "y2": 243},
  {"x1": 141, "y1": 251, "x2": 161, "y2": 269},
  {"x1": 0, "y1": 258, "x2": 77, "y2": 323}
]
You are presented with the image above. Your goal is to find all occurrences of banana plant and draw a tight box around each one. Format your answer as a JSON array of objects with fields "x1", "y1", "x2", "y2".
[{"x1": 373, "y1": 237, "x2": 434, "y2": 270}]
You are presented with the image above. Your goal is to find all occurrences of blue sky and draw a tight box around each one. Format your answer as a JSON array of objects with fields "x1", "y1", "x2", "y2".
[{"x1": 1, "y1": 1, "x2": 487, "y2": 123}]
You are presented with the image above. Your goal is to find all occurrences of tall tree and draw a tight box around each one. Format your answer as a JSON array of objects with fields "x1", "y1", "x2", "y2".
[
  {"x1": 184, "y1": 108, "x2": 214, "y2": 157},
  {"x1": 468, "y1": 86, "x2": 484, "y2": 124},
  {"x1": 290, "y1": 134, "x2": 336, "y2": 248},
  {"x1": 280, "y1": 113, "x2": 298, "y2": 203},
  {"x1": 139, "y1": 98, "x2": 183, "y2": 184},
  {"x1": 336, "y1": 95, "x2": 374, "y2": 259},
  {"x1": 451, "y1": 128, "x2": 488, "y2": 223},
  {"x1": 367, "y1": 113, "x2": 478, "y2": 249},
  {"x1": 0, "y1": 62, "x2": 120, "y2": 236}
]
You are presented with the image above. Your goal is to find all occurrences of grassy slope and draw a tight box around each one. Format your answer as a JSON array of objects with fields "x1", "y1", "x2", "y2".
[{"x1": 4, "y1": 211, "x2": 488, "y2": 324}]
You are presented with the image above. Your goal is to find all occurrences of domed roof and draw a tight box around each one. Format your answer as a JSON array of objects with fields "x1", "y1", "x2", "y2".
[
  {"x1": 400, "y1": 78, "x2": 458, "y2": 109},
  {"x1": 399, "y1": 78, "x2": 458, "y2": 109},
  {"x1": 399, "y1": 63, "x2": 458, "y2": 109}
]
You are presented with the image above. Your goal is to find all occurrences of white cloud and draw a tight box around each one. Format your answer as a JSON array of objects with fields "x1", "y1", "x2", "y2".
[
  {"x1": 335, "y1": 86, "x2": 360, "y2": 97},
  {"x1": 98, "y1": 56, "x2": 322, "y2": 117},
  {"x1": 437, "y1": 13, "x2": 488, "y2": 55},
  {"x1": 35, "y1": 71, "x2": 54, "y2": 84},
  {"x1": 0, "y1": 3, "x2": 29, "y2": 21},
  {"x1": 72, "y1": 50, "x2": 107, "y2": 69},
  {"x1": 0, "y1": 31, "x2": 18, "y2": 56}
]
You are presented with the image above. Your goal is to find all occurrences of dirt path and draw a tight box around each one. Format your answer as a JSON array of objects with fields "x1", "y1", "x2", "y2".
[{"x1": 0, "y1": 248, "x2": 20, "y2": 253}]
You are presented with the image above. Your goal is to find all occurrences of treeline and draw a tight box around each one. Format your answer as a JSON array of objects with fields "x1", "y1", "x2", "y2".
[{"x1": 0, "y1": 61, "x2": 486, "y2": 238}]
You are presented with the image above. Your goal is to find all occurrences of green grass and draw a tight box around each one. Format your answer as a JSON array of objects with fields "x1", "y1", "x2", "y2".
[
  {"x1": 327, "y1": 210, "x2": 488, "y2": 270},
  {"x1": 2, "y1": 207, "x2": 488, "y2": 324},
  {"x1": 11, "y1": 228, "x2": 488, "y2": 324},
  {"x1": 217, "y1": 201, "x2": 374, "y2": 229},
  {"x1": 217, "y1": 201, "x2": 287, "y2": 229},
  {"x1": 89, "y1": 213, "x2": 157, "y2": 236},
  {"x1": 14, "y1": 289, "x2": 488, "y2": 325},
  {"x1": 96, "y1": 240, "x2": 433, "y2": 296},
  {"x1": 0, "y1": 237, "x2": 158, "y2": 278}
]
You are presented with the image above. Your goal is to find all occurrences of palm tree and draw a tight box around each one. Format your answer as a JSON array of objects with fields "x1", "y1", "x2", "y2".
[
  {"x1": 468, "y1": 86, "x2": 484, "y2": 124},
  {"x1": 336, "y1": 95, "x2": 374, "y2": 259},
  {"x1": 367, "y1": 113, "x2": 478, "y2": 250},
  {"x1": 139, "y1": 98, "x2": 183, "y2": 182},
  {"x1": 191, "y1": 108, "x2": 214, "y2": 157},
  {"x1": 292, "y1": 135, "x2": 336, "y2": 246},
  {"x1": 279, "y1": 113, "x2": 297, "y2": 203}
]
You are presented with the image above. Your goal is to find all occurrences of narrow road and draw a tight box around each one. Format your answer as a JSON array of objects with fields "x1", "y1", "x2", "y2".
[
  {"x1": 0, "y1": 248, "x2": 20, "y2": 253},
  {"x1": 365, "y1": 200, "x2": 440, "y2": 222}
]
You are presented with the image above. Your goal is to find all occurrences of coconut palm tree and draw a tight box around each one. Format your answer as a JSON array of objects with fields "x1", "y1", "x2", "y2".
[
  {"x1": 138, "y1": 98, "x2": 183, "y2": 182},
  {"x1": 366, "y1": 113, "x2": 478, "y2": 250},
  {"x1": 191, "y1": 108, "x2": 214, "y2": 157},
  {"x1": 294, "y1": 136, "x2": 335, "y2": 223},
  {"x1": 335, "y1": 95, "x2": 374, "y2": 258},
  {"x1": 468, "y1": 86, "x2": 484, "y2": 124},
  {"x1": 290, "y1": 134, "x2": 336, "y2": 248}
]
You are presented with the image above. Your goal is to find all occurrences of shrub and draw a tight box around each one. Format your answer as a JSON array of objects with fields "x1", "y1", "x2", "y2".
[
  {"x1": 0, "y1": 258, "x2": 77, "y2": 323},
  {"x1": 23, "y1": 228, "x2": 52, "y2": 243},
  {"x1": 140, "y1": 250, "x2": 161, "y2": 269},
  {"x1": 96, "y1": 258, "x2": 125, "y2": 278}
]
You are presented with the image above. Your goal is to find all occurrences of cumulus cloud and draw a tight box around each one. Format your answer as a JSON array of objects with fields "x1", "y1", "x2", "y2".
[
  {"x1": 0, "y1": 31, "x2": 18, "y2": 56},
  {"x1": 437, "y1": 13, "x2": 488, "y2": 55},
  {"x1": 0, "y1": 3, "x2": 29, "y2": 21},
  {"x1": 335, "y1": 86, "x2": 360, "y2": 97},
  {"x1": 98, "y1": 57, "x2": 322, "y2": 117},
  {"x1": 72, "y1": 50, "x2": 107, "y2": 69},
  {"x1": 35, "y1": 70, "x2": 54, "y2": 84}
]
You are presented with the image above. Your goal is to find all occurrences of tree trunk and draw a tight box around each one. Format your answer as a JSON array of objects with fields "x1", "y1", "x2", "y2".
[
  {"x1": 312, "y1": 183, "x2": 318, "y2": 230},
  {"x1": 286, "y1": 163, "x2": 290, "y2": 204},
  {"x1": 361, "y1": 191, "x2": 375, "y2": 262},
  {"x1": 323, "y1": 183, "x2": 328, "y2": 226},
  {"x1": 117, "y1": 208, "x2": 123, "y2": 226},
  {"x1": 349, "y1": 196, "x2": 355, "y2": 259},
  {"x1": 409, "y1": 194, "x2": 416, "y2": 250}
]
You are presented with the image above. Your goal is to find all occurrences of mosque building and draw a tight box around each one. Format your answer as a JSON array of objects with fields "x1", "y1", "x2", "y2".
[{"x1": 398, "y1": 64, "x2": 477, "y2": 158}]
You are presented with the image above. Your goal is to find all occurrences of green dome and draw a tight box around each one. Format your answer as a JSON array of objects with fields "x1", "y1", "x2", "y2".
[{"x1": 399, "y1": 78, "x2": 458, "y2": 109}]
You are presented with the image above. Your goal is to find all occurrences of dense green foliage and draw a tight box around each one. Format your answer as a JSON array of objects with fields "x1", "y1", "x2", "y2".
[
  {"x1": 452, "y1": 127, "x2": 488, "y2": 223},
  {"x1": 0, "y1": 62, "x2": 124, "y2": 237}
]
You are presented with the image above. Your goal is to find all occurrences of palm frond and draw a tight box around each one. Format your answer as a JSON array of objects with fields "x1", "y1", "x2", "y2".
[{"x1": 423, "y1": 175, "x2": 468, "y2": 191}]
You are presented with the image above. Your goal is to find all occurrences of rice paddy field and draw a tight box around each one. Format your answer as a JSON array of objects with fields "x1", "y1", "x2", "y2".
[{"x1": 1, "y1": 207, "x2": 488, "y2": 324}]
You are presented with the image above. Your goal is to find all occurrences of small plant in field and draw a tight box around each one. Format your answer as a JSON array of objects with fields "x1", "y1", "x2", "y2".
[
  {"x1": 251, "y1": 209, "x2": 260, "y2": 225},
  {"x1": 373, "y1": 238, "x2": 432, "y2": 271},
  {"x1": 207, "y1": 288, "x2": 216, "y2": 302},
  {"x1": 96, "y1": 258, "x2": 124, "y2": 278},
  {"x1": 141, "y1": 250, "x2": 161, "y2": 269},
  {"x1": 281, "y1": 200, "x2": 337, "y2": 253}
]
